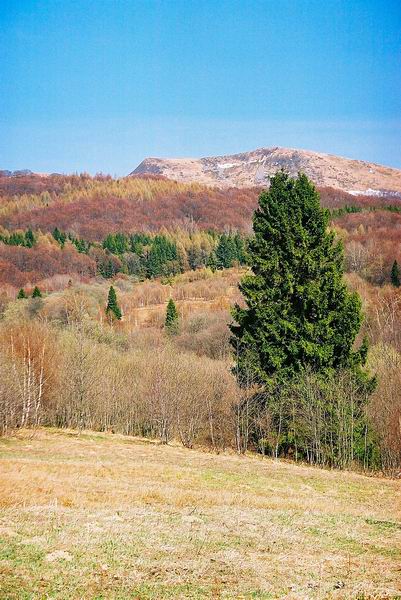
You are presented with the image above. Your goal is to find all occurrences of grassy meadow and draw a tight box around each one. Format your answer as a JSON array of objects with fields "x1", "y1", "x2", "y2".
[{"x1": 0, "y1": 429, "x2": 400, "y2": 600}]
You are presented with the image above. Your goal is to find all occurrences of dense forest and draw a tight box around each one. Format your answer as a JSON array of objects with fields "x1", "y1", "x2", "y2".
[
  {"x1": 1, "y1": 173, "x2": 401, "y2": 289},
  {"x1": 0, "y1": 226, "x2": 248, "y2": 286},
  {"x1": 0, "y1": 172, "x2": 400, "y2": 474}
]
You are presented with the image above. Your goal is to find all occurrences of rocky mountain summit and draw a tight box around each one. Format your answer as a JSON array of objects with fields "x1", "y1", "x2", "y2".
[{"x1": 131, "y1": 147, "x2": 401, "y2": 194}]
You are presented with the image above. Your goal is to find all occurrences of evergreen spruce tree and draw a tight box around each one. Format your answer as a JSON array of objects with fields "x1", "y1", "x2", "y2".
[
  {"x1": 206, "y1": 251, "x2": 218, "y2": 272},
  {"x1": 99, "y1": 258, "x2": 114, "y2": 279},
  {"x1": 8, "y1": 232, "x2": 25, "y2": 246},
  {"x1": 17, "y1": 288, "x2": 27, "y2": 299},
  {"x1": 215, "y1": 234, "x2": 228, "y2": 269},
  {"x1": 52, "y1": 227, "x2": 66, "y2": 247},
  {"x1": 215, "y1": 234, "x2": 237, "y2": 269},
  {"x1": 391, "y1": 260, "x2": 400, "y2": 287},
  {"x1": 233, "y1": 232, "x2": 247, "y2": 265},
  {"x1": 231, "y1": 171, "x2": 368, "y2": 386},
  {"x1": 147, "y1": 236, "x2": 178, "y2": 277},
  {"x1": 32, "y1": 286, "x2": 42, "y2": 298},
  {"x1": 25, "y1": 229, "x2": 35, "y2": 248},
  {"x1": 165, "y1": 298, "x2": 179, "y2": 334},
  {"x1": 106, "y1": 286, "x2": 122, "y2": 320}
]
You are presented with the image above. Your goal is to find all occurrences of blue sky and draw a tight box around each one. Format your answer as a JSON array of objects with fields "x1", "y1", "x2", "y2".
[{"x1": 1, "y1": 0, "x2": 400, "y2": 174}]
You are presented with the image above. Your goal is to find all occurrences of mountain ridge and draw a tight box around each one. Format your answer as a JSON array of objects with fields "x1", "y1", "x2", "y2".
[{"x1": 130, "y1": 146, "x2": 401, "y2": 193}]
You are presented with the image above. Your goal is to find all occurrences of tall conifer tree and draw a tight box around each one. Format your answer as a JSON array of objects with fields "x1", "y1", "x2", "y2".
[
  {"x1": 165, "y1": 298, "x2": 179, "y2": 334},
  {"x1": 25, "y1": 229, "x2": 35, "y2": 248},
  {"x1": 231, "y1": 171, "x2": 367, "y2": 385},
  {"x1": 17, "y1": 288, "x2": 27, "y2": 300},
  {"x1": 106, "y1": 286, "x2": 122, "y2": 320},
  {"x1": 391, "y1": 260, "x2": 400, "y2": 287}
]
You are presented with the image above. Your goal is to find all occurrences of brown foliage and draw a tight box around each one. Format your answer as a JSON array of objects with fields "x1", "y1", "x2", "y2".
[
  {"x1": 0, "y1": 321, "x2": 60, "y2": 433},
  {"x1": 2, "y1": 173, "x2": 401, "y2": 288},
  {"x1": 1, "y1": 188, "x2": 258, "y2": 239},
  {"x1": 367, "y1": 344, "x2": 401, "y2": 473},
  {"x1": 339, "y1": 211, "x2": 401, "y2": 284},
  {"x1": 0, "y1": 241, "x2": 96, "y2": 287}
]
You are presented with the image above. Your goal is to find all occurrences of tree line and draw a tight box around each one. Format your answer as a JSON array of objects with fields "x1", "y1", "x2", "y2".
[
  {"x1": 0, "y1": 227, "x2": 246, "y2": 289},
  {"x1": 2, "y1": 171, "x2": 401, "y2": 290},
  {"x1": 0, "y1": 229, "x2": 36, "y2": 248},
  {"x1": 8, "y1": 227, "x2": 248, "y2": 280},
  {"x1": 3, "y1": 214, "x2": 401, "y2": 291}
]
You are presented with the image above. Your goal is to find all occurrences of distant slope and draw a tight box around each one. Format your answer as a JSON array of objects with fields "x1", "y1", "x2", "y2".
[{"x1": 130, "y1": 146, "x2": 401, "y2": 193}]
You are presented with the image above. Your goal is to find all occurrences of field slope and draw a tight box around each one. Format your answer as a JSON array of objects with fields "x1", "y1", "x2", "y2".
[{"x1": 0, "y1": 429, "x2": 400, "y2": 599}]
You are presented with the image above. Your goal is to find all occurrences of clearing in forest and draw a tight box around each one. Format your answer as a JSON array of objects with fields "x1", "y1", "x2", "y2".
[{"x1": 0, "y1": 429, "x2": 400, "y2": 599}]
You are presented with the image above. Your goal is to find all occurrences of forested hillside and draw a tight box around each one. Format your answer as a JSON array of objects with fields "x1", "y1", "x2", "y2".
[
  {"x1": 0, "y1": 172, "x2": 400, "y2": 473},
  {"x1": 1, "y1": 173, "x2": 401, "y2": 289},
  {"x1": 3, "y1": 3, "x2": 400, "y2": 598}
]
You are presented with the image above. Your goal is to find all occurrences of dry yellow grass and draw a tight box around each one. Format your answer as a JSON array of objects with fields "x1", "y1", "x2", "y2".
[{"x1": 0, "y1": 428, "x2": 400, "y2": 599}]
